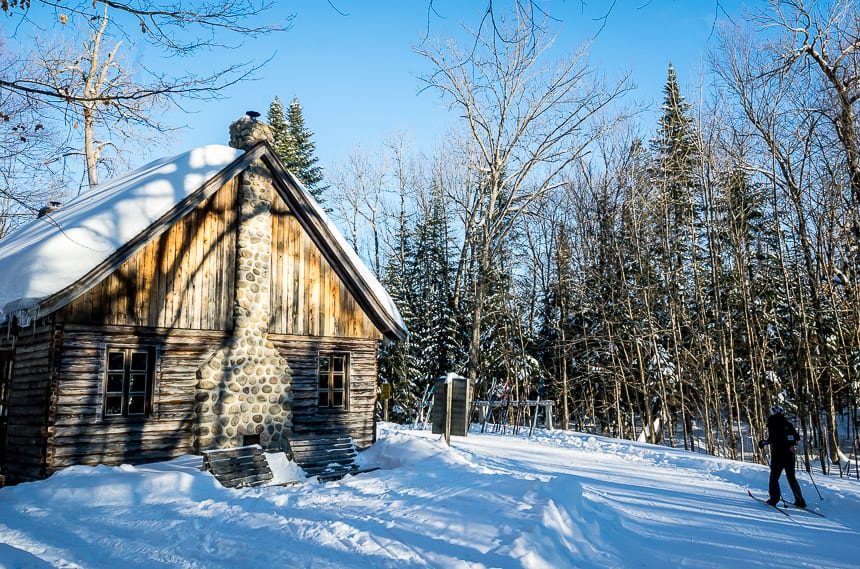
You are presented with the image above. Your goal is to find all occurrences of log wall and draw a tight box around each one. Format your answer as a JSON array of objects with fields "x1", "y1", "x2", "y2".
[
  {"x1": 270, "y1": 333, "x2": 378, "y2": 448},
  {"x1": 1, "y1": 323, "x2": 378, "y2": 481},
  {"x1": 0, "y1": 322, "x2": 55, "y2": 482},
  {"x1": 43, "y1": 324, "x2": 229, "y2": 474}
]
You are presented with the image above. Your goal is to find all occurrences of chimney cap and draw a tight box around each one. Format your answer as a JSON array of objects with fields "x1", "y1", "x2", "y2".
[{"x1": 229, "y1": 112, "x2": 273, "y2": 149}]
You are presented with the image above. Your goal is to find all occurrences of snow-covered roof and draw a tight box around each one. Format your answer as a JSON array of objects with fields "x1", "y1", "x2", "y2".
[
  {"x1": 0, "y1": 143, "x2": 406, "y2": 341},
  {"x1": 0, "y1": 145, "x2": 242, "y2": 326}
]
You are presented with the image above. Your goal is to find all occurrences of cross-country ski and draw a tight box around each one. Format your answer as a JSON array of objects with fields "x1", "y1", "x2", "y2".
[{"x1": 748, "y1": 490, "x2": 792, "y2": 518}]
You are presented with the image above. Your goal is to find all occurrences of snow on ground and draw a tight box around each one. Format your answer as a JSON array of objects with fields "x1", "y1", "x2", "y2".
[{"x1": 1, "y1": 423, "x2": 858, "y2": 569}]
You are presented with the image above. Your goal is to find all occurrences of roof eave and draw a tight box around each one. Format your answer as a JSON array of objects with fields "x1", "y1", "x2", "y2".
[
  {"x1": 27, "y1": 147, "x2": 262, "y2": 323},
  {"x1": 259, "y1": 146, "x2": 408, "y2": 343}
]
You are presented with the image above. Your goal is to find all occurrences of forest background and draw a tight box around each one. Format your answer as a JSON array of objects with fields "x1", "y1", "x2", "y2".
[{"x1": 1, "y1": 0, "x2": 859, "y2": 476}]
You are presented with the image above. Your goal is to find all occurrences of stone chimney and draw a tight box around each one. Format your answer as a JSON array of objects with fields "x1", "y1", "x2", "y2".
[
  {"x1": 228, "y1": 111, "x2": 273, "y2": 151},
  {"x1": 194, "y1": 113, "x2": 292, "y2": 450}
]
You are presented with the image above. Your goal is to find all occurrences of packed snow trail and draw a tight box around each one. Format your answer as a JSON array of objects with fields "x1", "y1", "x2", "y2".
[{"x1": 1, "y1": 424, "x2": 859, "y2": 568}]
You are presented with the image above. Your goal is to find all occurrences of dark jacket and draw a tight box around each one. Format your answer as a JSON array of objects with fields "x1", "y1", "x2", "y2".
[{"x1": 766, "y1": 413, "x2": 799, "y2": 455}]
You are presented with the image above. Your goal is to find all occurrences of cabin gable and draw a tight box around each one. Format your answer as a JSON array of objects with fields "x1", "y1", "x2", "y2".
[
  {"x1": 56, "y1": 178, "x2": 240, "y2": 330},
  {"x1": 269, "y1": 192, "x2": 383, "y2": 340}
]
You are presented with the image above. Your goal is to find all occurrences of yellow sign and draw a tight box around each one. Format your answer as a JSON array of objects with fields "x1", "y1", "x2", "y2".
[{"x1": 379, "y1": 383, "x2": 391, "y2": 400}]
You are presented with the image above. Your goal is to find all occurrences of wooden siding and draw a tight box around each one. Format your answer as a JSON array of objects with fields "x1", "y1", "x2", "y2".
[
  {"x1": 56, "y1": 179, "x2": 239, "y2": 330},
  {"x1": 0, "y1": 157, "x2": 394, "y2": 482},
  {"x1": 270, "y1": 196, "x2": 383, "y2": 340},
  {"x1": 269, "y1": 334, "x2": 378, "y2": 448},
  {"x1": 43, "y1": 324, "x2": 229, "y2": 473},
  {"x1": 0, "y1": 322, "x2": 55, "y2": 482}
]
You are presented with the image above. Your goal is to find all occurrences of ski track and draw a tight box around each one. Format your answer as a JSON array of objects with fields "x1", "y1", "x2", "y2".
[{"x1": 1, "y1": 425, "x2": 859, "y2": 568}]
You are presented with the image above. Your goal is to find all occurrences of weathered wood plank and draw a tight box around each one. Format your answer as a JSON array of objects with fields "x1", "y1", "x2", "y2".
[
  {"x1": 202, "y1": 445, "x2": 274, "y2": 488},
  {"x1": 55, "y1": 181, "x2": 238, "y2": 331}
]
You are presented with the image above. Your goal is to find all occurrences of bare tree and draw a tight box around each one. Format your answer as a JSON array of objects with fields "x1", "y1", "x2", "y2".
[
  {"x1": 329, "y1": 146, "x2": 387, "y2": 275},
  {"x1": 763, "y1": 0, "x2": 860, "y2": 244},
  {"x1": 0, "y1": 40, "x2": 66, "y2": 236},
  {"x1": 1, "y1": 1, "x2": 285, "y2": 52},
  {"x1": 0, "y1": 1, "x2": 287, "y2": 201},
  {"x1": 711, "y1": 0, "x2": 860, "y2": 469},
  {"x1": 417, "y1": 8, "x2": 630, "y2": 386}
]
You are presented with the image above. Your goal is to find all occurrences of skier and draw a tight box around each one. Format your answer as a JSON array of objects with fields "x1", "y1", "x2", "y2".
[{"x1": 758, "y1": 404, "x2": 806, "y2": 508}]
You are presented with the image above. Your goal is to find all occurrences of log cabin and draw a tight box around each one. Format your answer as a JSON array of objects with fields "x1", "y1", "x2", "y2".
[{"x1": 0, "y1": 115, "x2": 407, "y2": 485}]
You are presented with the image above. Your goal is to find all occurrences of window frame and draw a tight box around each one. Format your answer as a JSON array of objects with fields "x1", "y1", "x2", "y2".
[
  {"x1": 317, "y1": 352, "x2": 349, "y2": 411},
  {"x1": 102, "y1": 346, "x2": 156, "y2": 420}
]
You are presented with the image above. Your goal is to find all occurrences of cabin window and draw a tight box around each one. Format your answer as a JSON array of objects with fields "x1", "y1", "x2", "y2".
[
  {"x1": 103, "y1": 348, "x2": 154, "y2": 418},
  {"x1": 317, "y1": 353, "x2": 348, "y2": 410}
]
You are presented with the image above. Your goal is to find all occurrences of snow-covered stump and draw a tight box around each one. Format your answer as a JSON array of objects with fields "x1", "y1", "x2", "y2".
[{"x1": 193, "y1": 115, "x2": 293, "y2": 451}]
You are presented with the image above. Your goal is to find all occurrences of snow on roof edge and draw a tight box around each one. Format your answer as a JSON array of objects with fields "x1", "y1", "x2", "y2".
[
  {"x1": 0, "y1": 145, "x2": 244, "y2": 324},
  {"x1": 278, "y1": 167, "x2": 408, "y2": 340}
]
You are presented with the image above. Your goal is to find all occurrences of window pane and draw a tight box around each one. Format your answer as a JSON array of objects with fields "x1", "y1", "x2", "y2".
[
  {"x1": 104, "y1": 396, "x2": 123, "y2": 416},
  {"x1": 318, "y1": 357, "x2": 329, "y2": 372},
  {"x1": 129, "y1": 373, "x2": 148, "y2": 393},
  {"x1": 103, "y1": 347, "x2": 154, "y2": 418},
  {"x1": 331, "y1": 392, "x2": 343, "y2": 407},
  {"x1": 108, "y1": 352, "x2": 125, "y2": 371},
  {"x1": 130, "y1": 352, "x2": 149, "y2": 372},
  {"x1": 318, "y1": 375, "x2": 329, "y2": 389},
  {"x1": 333, "y1": 356, "x2": 344, "y2": 372},
  {"x1": 107, "y1": 373, "x2": 125, "y2": 393},
  {"x1": 317, "y1": 392, "x2": 329, "y2": 407},
  {"x1": 332, "y1": 373, "x2": 344, "y2": 390},
  {"x1": 127, "y1": 396, "x2": 145, "y2": 415}
]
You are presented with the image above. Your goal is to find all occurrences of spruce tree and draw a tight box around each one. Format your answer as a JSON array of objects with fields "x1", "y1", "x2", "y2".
[
  {"x1": 406, "y1": 181, "x2": 460, "y2": 382},
  {"x1": 652, "y1": 63, "x2": 700, "y2": 262},
  {"x1": 267, "y1": 97, "x2": 294, "y2": 167},
  {"x1": 646, "y1": 63, "x2": 704, "y2": 446},
  {"x1": 378, "y1": 255, "x2": 419, "y2": 423},
  {"x1": 285, "y1": 97, "x2": 327, "y2": 204},
  {"x1": 267, "y1": 96, "x2": 327, "y2": 206}
]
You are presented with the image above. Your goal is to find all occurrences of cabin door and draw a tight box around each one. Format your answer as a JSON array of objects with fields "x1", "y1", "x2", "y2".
[{"x1": 0, "y1": 350, "x2": 12, "y2": 468}]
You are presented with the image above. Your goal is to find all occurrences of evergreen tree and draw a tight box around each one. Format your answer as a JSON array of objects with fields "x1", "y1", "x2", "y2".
[
  {"x1": 378, "y1": 255, "x2": 420, "y2": 423},
  {"x1": 285, "y1": 97, "x2": 327, "y2": 204},
  {"x1": 267, "y1": 96, "x2": 295, "y2": 167},
  {"x1": 378, "y1": 178, "x2": 461, "y2": 424},
  {"x1": 645, "y1": 63, "x2": 705, "y2": 445},
  {"x1": 405, "y1": 181, "x2": 461, "y2": 383},
  {"x1": 267, "y1": 96, "x2": 327, "y2": 206}
]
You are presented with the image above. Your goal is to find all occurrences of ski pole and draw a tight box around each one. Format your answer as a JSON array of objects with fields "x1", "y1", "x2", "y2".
[
  {"x1": 806, "y1": 464, "x2": 823, "y2": 500},
  {"x1": 798, "y1": 438, "x2": 823, "y2": 500}
]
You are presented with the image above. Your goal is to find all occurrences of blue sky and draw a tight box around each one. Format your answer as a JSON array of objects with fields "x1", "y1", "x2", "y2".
[
  {"x1": 3, "y1": 1, "x2": 749, "y2": 174},
  {"x1": 165, "y1": 1, "x2": 748, "y2": 171}
]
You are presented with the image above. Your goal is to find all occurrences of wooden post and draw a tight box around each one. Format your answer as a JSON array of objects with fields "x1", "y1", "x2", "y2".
[
  {"x1": 380, "y1": 382, "x2": 390, "y2": 423},
  {"x1": 444, "y1": 380, "x2": 452, "y2": 446}
]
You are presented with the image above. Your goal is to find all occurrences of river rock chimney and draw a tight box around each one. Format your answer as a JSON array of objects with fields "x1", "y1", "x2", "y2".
[{"x1": 194, "y1": 114, "x2": 292, "y2": 450}]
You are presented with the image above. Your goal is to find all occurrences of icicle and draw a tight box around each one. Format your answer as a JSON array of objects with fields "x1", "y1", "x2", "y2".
[
  {"x1": 15, "y1": 309, "x2": 32, "y2": 328},
  {"x1": 3, "y1": 298, "x2": 40, "y2": 330}
]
